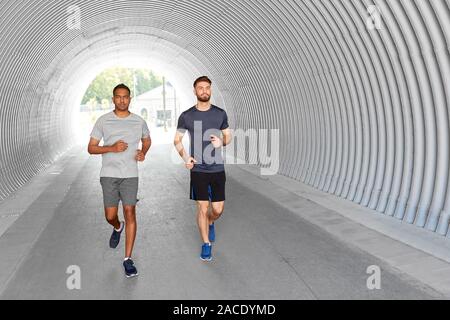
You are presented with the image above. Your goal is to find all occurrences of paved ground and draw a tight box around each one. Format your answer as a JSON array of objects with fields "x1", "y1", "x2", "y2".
[{"x1": 0, "y1": 144, "x2": 445, "y2": 299}]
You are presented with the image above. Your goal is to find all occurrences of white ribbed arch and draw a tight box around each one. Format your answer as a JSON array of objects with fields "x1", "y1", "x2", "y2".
[{"x1": 1, "y1": 0, "x2": 450, "y2": 237}]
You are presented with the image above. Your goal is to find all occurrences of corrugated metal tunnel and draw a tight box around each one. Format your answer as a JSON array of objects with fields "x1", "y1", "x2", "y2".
[{"x1": 1, "y1": 0, "x2": 450, "y2": 242}]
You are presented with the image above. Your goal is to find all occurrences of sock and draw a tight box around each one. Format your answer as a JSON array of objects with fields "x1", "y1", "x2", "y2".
[
  {"x1": 124, "y1": 257, "x2": 131, "y2": 261},
  {"x1": 115, "y1": 221, "x2": 123, "y2": 232}
]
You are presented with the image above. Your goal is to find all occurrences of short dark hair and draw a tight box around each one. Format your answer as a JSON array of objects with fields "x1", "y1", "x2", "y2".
[
  {"x1": 193, "y1": 76, "x2": 212, "y2": 88},
  {"x1": 113, "y1": 83, "x2": 131, "y2": 96}
]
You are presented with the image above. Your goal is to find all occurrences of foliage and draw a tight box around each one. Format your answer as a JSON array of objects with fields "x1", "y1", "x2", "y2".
[{"x1": 81, "y1": 67, "x2": 162, "y2": 104}]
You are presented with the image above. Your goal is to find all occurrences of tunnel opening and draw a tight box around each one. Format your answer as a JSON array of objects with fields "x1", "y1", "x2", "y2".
[
  {"x1": 75, "y1": 65, "x2": 186, "y2": 146},
  {"x1": 2, "y1": 0, "x2": 450, "y2": 239},
  {"x1": 0, "y1": 25, "x2": 230, "y2": 203}
]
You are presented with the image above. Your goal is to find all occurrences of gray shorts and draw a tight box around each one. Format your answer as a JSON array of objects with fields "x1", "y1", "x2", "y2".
[{"x1": 100, "y1": 177, "x2": 139, "y2": 208}]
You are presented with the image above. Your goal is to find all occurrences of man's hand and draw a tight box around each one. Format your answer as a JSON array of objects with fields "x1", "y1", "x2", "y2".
[
  {"x1": 112, "y1": 140, "x2": 128, "y2": 153},
  {"x1": 210, "y1": 135, "x2": 223, "y2": 148},
  {"x1": 135, "y1": 150, "x2": 146, "y2": 162},
  {"x1": 185, "y1": 156, "x2": 198, "y2": 170}
]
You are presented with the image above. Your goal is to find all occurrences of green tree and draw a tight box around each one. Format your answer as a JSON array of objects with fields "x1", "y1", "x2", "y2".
[
  {"x1": 82, "y1": 67, "x2": 163, "y2": 104},
  {"x1": 133, "y1": 69, "x2": 163, "y2": 96}
]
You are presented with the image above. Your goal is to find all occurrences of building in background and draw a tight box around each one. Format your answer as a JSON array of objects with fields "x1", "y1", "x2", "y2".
[
  {"x1": 131, "y1": 81, "x2": 179, "y2": 129},
  {"x1": 79, "y1": 80, "x2": 182, "y2": 141}
]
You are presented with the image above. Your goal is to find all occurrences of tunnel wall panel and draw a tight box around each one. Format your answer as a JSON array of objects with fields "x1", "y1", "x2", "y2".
[{"x1": 1, "y1": 0, "x2": 450, "y2": 238}]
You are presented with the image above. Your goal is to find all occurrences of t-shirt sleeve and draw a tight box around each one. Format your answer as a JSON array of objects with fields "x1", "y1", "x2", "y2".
[
  {"x1": 90, "y1": 117, "x2": 103, "y2": 141},
  {"x1": 142, "y1": 120, "x2": 150, "y2": 139},
  {"x1": 177, "y1": 113, "x2": 187, "y2": 133},
  {"x1": 220, "y1": 111, "x2": 229, "y2": 130}
]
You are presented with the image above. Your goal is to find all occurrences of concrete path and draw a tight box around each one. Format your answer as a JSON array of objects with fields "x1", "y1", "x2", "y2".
[{"x1": 0, "y1": 144, "x2": 444, "y2": 299}]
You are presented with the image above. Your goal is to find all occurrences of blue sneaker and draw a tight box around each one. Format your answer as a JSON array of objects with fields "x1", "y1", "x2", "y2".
[
  {"x1": 200, "y1": 243, "x2": 212, "y2": 261},
  {"x1": 109, "y1": 221, "x2": 124, "y2": 249},
  {"x1": 209, "y1": 223, "x2": 215, "y2": 243},
  {"x1": 123, "y1": 259, "x2": 138, "y2": 278}
]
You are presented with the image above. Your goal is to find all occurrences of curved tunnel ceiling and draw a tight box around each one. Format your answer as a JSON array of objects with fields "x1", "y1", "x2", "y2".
[{"x1": 1, "y1": 0, "x2": 450, "y2": 237}]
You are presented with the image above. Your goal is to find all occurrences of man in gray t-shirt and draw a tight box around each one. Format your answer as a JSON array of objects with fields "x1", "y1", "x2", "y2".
[
  {"x1": 90, "y1": 110, "x2": 150, "y2": 178},
  {"x1": 88, "y1": 83, "x2": 151, "y2": 278}
]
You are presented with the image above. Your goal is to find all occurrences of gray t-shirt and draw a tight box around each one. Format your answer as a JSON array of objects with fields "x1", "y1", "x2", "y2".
[{"x1": 90, "y1": 111, "x2": 150, "y2": 178}]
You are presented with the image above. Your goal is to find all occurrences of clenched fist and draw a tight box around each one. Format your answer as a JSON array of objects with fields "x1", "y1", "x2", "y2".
[
  {"x1": 210, "y1": 135, "x2": 223, "y2": 148},
  {"x1": 112, "y1": 140, "x2": 128, "y2": 153},
  {"x1": 185, "y1": 156, "x2": 197, "y2": 170},
  {"x1": 135, "y1": 150, "x2": 146, "y2": 162}
]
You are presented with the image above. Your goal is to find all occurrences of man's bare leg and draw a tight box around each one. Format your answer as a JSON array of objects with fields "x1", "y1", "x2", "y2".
[
  {"x1": 123, "y1": 205, "x2": 137, "y2": 258},
  {"x1": 197, "y1": 201, "x2": 210, "y2": 243},
  {"x1": 209, "y1": 201, "x2": 224, "y2": 225},
  {"x1": 105, "y1": 207, "x2": 121, "y2": 230}
]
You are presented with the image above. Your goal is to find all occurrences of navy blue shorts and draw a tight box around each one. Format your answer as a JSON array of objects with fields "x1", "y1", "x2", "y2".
[{"x1": 190, "y1": 171, "x2": 226, "y2": 202}]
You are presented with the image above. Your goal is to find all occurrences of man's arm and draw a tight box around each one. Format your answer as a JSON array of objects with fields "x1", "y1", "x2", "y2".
[
  {"x1": 142, "y1": 137, "x2": 151, "y2": 155},
  {"x1": 210, "y1": 128, "x2": 232, "y2": 148},
  {"x1": 136, "y1": 137, "x2": 151, "y2": 162},
  {"x1": 221, "y1": 128, "x2": 232, "y2": 146},
  {"x1": 174, "y1": 131, "x2": 189, "y2": 162},
  {"x1": 88, "y1": 137, "x2": 128, "y2": 155},
  {"x1": 174, "y1": 131, "x2": 197, "y2": 169}
]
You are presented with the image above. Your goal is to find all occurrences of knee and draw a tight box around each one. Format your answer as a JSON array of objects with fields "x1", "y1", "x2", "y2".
[
  {"x1": 106, "y1": 215, "x2": 116, "y2": 224},
  {"x1": 198, "y1": 205, "x2": 209, "y2": 217},
  {"x1": 124, "y1": 207, "x2": 136, "y2": 221},
  {"x1": 105, "y1": 209, "x2": 118, "y2": 224},
  {"x1": 212, "y1": 207, "x2": 224, "y2": 219}
]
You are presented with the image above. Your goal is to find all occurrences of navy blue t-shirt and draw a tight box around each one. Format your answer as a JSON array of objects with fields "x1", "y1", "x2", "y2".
[{"x1": 177, "y1": 105, "x2": 229, "y2": 173}]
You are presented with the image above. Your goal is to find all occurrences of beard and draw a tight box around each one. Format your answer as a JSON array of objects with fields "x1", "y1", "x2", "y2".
[{"x1": 197, "y1": 94, "x2": 210, "y2": 102}]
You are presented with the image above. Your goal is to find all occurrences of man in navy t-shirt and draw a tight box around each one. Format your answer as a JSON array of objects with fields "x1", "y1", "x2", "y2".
[{"x1": 174, "y1": 76, "x2": 232, "y2": 261}]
